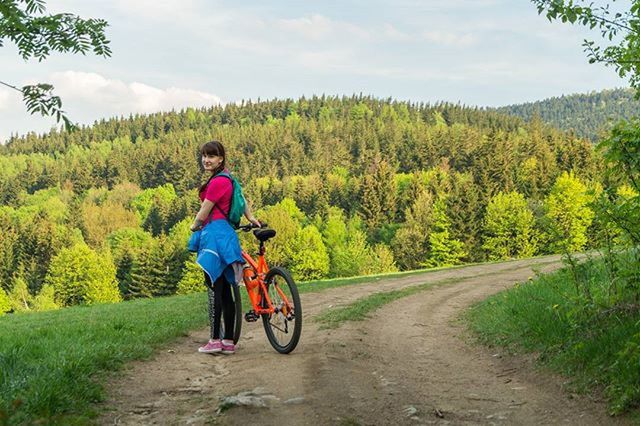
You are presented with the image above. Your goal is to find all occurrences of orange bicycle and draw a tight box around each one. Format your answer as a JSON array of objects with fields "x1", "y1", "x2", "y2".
[{"x1": 227, "y1": 223, "x2": 302, "y2": 354}]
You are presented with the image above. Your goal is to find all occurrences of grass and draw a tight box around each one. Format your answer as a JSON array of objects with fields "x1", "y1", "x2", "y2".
[
  {"x1": 466, "y1": 256, "x2": 640, "y2": 416},
  {"x1": 0, "y1": 293, "x2": 208, "y2": 425},
  {"x1": 315, "y1": 278, "x2": 456, "y2": 329}
]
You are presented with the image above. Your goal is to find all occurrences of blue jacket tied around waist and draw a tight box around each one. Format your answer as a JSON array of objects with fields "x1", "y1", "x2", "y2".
[{"x1": 188, "y1": 220, "x2": 244, "y2": 286}]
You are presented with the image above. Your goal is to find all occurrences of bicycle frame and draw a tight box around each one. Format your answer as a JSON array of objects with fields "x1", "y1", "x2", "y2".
[{"x1": 241, "y1": 241, "x2": 293, "y2": 316}]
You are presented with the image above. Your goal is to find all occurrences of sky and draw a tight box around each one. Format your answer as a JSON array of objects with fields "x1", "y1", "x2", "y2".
[{"x1": 0, "y1": 0, "x2": 629, "y2": 142}]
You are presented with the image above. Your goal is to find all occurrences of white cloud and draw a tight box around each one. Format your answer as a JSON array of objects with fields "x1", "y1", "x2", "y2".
[
  {"x1": 278, "y1": 14, "x2": 370, "y2": 41},
  {"x1": 0, "y1": 87, "x2": 21, "y2": 111},
  {"x1": 0, "y1": 71, "x2": 224, "y2": 142},
  {"x1": 382, "y1": 24, "x2": 413, "y2": 42},
  {"x1": 294, "y1": 49, "x2": 354, "y2": 70},
  {"x1": 380, "y1": 24, "x2": 477, "y2": 47},
  {"x1": 50, "y1": 71, "x2": 223, "y2": 115},
  {"x1": 110, "y1": 0, "x2": 202, "y2": 22},
  {"x1": 421, "y1": 30, "x2": 476, "y2": 47}
]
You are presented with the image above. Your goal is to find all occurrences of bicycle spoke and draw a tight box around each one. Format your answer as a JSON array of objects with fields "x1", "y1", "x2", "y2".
[{"x1": 268, "y1": 320, "x2": 288, "y2": 334}]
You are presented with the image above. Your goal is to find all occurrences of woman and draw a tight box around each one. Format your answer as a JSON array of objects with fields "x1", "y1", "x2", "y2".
[{"x1": 190, "y1": 140, "x2": 260, "y2": 354}]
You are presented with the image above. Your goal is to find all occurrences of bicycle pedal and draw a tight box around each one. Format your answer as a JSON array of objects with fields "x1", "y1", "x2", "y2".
[{"x1": 244, "y1": 311, "x2": 259, "y2": 322}]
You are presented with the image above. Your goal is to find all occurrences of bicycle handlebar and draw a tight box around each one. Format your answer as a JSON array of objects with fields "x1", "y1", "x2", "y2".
[{"x1": 237, "y1": 222, "x2": 268, "y2": 232}]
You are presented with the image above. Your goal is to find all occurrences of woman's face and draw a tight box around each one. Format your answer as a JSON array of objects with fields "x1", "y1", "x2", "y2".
[{"x1": 202, "y1": 153, "x2": 223, "y2": 172}]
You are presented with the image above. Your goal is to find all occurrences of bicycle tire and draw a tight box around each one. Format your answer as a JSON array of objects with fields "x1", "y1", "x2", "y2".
[
  {"x1": 232, "y1": 282, "x2": 242, "y2": 344},
  {"x1": 218, "y1": 282, "x2": 242, "y2": 344},
  {"x1": 261, "y1": 267, "x2": 302, "y2": 354}
]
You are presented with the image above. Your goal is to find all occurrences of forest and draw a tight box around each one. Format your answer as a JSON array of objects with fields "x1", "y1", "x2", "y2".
[
  {"x1": 498, "y1": 87, "x2": 640, "y2": 141},
  {"x1": 0, "y1": 95, "x2": 611, "y2": 312}
]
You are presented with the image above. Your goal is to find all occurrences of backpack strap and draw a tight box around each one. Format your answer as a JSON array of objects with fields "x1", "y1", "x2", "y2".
[{"x1": 209, "y1": 172, "x2": 233, "y2": 221}]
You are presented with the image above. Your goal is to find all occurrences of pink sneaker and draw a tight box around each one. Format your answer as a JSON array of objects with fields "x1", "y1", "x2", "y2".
[
  {"x1": 198, "y1": 339, "x2": 222, "y2": 353},
  {"x1": 221, "y1": 340, "x2": 236, "y2": 355}
]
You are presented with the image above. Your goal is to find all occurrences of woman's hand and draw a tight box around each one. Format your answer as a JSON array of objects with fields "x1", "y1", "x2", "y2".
[
  {"x1": 190, "y1": 219, "x2": 203, "y2": 232},
  {"x1": 248, "y1": 216, "x2": 261, "y2": 228}
]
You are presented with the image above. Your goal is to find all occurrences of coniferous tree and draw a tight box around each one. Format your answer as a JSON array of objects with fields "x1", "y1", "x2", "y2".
[
  {"x1": 446, "y1": 172, "x2": 484, "y2": 261},
  {"x1": 115, "y1": 247, "x2": 136, "y2": 299},
  {"x1": 0, "y1": 224, "x2": 17, "y2": 292},
  {"x1": 143, "y1": 202, "x2": 166, "y2": 237},
  {"x1": 392, "y1": 190, "x2": 434, "y2": 270},
  {"x1": 128, "y1": 245, "x2": 154, "y2": 299},
  {"x1": 360, "y1": 157, "x2": 397, "y2": 235},
  {"x1": 424, "y1": 199, "x2": 466, "y2": 268},
  {"x1": 129, "y1": 237, "x2": 176, "y2": 297}
]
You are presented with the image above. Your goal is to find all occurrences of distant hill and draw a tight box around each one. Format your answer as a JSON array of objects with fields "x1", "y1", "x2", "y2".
[{"x1": 496, "y1": 88, "x2": 640, "y2": 141}]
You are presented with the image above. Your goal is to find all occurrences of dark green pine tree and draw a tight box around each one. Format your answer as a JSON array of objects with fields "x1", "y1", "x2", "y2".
[
  {"x1": 17, "y1": 160, "x2": 41, "y2": 194},
  {"x1": 143, "y1": 203, "x2": 162, "y2": 236},
  {"x1": 0, "y1": 227, "x2": 17, "y2": 293},
  {"x1": 359, "y1": 157, "x2": 397, "y2": 236},
  {"x1": 0, "y1": 180, "x2": 20, "y2": 206},
  {"x1": 146, "y1": 237, "x2": 175, "y2": 297},
  {"x1": 164, "y1": 241, "x2": 185, "y2": 296},
  {"x1": 143, "y1": 202, "x2": 166, "y2": 237},
  {"x1": 165, "y1": 196, "x2": 192, "y2": 234},
  {"x1": 65, "y1": 195, "x2": 84, "y2": 233},
  {"x1": 35, "y1": 164, "x2": 57, "y2": 191},
  {"x1": 70, "y1": 164, "x2": 94, "y2": 193},
  {"x1": 128, "y1": 245, "x2": 154, "y2": 298},
  {"x1": 115, "y1": 248, "x2": 136, "y2": 299},
  {"x1": 446, "y1": 173, "x2": 485, "y2": 262}
]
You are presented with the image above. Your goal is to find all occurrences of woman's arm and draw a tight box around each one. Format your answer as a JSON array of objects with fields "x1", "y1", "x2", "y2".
[
  {"x1": 244, "y1": 200, "x2": 261, "y2": 227},
  {"x1": 191, "y1": 199, "x2": 214, "y2": 231}
]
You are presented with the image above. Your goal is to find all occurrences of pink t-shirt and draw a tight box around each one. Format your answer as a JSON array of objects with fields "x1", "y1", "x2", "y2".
[{"x1": 199, "y1": 175, "x2": 233, "y2": 225}]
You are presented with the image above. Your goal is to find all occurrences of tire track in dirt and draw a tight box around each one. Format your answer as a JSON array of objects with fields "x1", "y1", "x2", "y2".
[{"x1": 99, "y1": 255, "x2": 628, "y2": 425}]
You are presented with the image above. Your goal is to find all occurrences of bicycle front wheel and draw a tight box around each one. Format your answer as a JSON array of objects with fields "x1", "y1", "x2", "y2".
[{"x1": 261, "y1": 267, "x2": 302, "y2": 354}]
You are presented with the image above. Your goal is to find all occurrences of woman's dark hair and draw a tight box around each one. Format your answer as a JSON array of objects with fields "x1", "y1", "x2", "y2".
[{"x1": 199, "y1": 140, "x2": 226, "y2": 193}]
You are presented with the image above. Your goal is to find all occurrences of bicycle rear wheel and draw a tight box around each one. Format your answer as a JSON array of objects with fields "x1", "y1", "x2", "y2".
[
  {"x1": 218, "y1": 282, "x2": 242, "y2": 344},
  {"x1": 261, "y1": 267, "x2": 302, "y2": 354}
]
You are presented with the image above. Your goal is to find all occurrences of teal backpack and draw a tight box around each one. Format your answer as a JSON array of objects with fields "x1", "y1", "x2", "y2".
[{"x1": 213, "y1": 171, "x2": 246, "y2": 229}]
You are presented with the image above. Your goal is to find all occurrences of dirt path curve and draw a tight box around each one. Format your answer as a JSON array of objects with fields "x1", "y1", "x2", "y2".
[{"x1": 99, "y1": 255, "x2": 628, "y2": 425}]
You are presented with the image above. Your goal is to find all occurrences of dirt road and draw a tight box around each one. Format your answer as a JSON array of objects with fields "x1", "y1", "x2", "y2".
[{"x1": 99, "y1": 256, "x2": 628, "y2": 425}]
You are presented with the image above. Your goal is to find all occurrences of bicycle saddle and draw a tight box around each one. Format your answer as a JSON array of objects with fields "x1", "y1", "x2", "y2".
[{"x1": 254, "y1": 228, "x2": 276, "y2": 242}]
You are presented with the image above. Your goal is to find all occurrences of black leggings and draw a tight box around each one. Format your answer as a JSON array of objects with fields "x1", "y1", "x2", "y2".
[{"x1": 205, "y1": 273, "x2": 235, "y2": 340}]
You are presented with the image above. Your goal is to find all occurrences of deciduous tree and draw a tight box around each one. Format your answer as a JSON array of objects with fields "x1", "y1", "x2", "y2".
[
  {"x1": 482, "y1": 191, "x2": 538, "y2": 260},
  {"x1": 45, "y1": 243, "x2": 121, "y2": 306},
  {"x1": 544, "y1": 172, "x2": 594, "y2": 253},
  {"x1": 290, "y1": 225, "x2": 330, "y2": 281},
  {"x1": 532, "y1": 0, "x2": 640, "y2": 92},
  {"x1": 0, "y1": 287, "x2": 10, "y2": 315}
]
